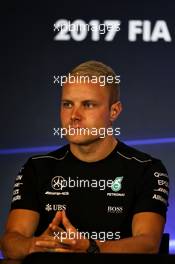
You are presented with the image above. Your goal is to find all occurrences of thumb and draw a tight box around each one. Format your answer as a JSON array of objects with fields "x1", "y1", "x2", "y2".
[
  {"x1": 62, "y1": 210, "x2": 75, "y2": 232},
  {"x1": 43, "y1": 211, "x2": 63, "y2": 235},
  {"x1": 51, "y1": 210, "x2": 62, "y2": 226},
  {"x1": 49, "y1": 210, "x2": 63, "y2": 231}
]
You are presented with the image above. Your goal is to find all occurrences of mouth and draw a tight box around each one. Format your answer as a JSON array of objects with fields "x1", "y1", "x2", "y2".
[{"x1": 68, "y1": 124, "x2": 84, "y2": 129}]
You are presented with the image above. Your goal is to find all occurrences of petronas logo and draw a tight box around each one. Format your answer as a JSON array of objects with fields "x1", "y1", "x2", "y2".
[{"x1": 111, "y1": 177, "x2": 123, "y2": 192}]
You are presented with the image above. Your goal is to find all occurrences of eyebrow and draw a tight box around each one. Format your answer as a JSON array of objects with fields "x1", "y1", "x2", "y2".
[
  {"x1": 61, "y1": 99, "x2": 99, "y2": 103},
  {"x1": 61, "y1": 99, "x2": 72, "y2": 103}
]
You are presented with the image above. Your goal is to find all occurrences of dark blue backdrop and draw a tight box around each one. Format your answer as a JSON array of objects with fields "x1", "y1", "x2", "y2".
[{"x1": 0, "y1": 0, "x2": 174, "y2": 254}]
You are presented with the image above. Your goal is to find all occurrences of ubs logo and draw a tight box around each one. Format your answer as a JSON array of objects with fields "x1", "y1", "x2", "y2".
[
  {"x1": 51, "y1": 176, "x2": 66, "y2": 190},
  {"x1": 45, "y1": 204, "x2": 66, "y2": 212}
]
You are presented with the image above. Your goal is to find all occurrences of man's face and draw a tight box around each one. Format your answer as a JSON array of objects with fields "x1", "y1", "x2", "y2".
[{"x1": 60, "y1": 82, "x2": 118, "y2": 145}]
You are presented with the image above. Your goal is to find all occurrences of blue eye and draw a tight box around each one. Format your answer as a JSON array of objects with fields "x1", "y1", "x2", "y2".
[
  {"x1": 62, "y1": 102, "x2": 72, "y2": 108},
  {"x1": 84, "y1": 102, "x2": 95, "y2": 108}
]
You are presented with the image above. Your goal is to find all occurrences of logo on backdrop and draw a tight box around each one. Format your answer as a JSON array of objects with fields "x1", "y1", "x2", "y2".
[{"x1": 53, "y1": 19, "x2": 172, "y2": 42}]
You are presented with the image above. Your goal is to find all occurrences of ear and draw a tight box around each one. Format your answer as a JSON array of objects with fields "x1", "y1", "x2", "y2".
[{"x1": 110, "y1": 101, "x2": 122, "y2": 122}]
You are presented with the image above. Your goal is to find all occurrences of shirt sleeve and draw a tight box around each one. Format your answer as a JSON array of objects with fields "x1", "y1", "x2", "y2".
[
  {"x1": 133, "y1": 159, "x2": 169, "y2": 219},
  {"x1": 10, "y1": 158, "x2": 40, "y2": 212}
]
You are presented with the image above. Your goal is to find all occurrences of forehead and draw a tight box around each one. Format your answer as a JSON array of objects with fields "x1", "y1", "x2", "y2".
[{"x1": 61, "y1": 82, "x2": 110, "y2": 101}]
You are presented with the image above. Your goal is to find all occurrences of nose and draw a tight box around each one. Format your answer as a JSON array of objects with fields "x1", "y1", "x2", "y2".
[{"x1": 70, "y1": 106, "x2": 82, "y2": 122}]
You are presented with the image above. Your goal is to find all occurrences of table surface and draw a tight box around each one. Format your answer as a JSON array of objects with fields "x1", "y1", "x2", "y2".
[{"x1": 1, "y1": 253, "x2": 175, "y2": 264}]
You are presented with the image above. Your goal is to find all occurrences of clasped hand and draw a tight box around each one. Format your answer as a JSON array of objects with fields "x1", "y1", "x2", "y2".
[{"x1": 28, "y1": 210, "x2": 89, "y2": 254}]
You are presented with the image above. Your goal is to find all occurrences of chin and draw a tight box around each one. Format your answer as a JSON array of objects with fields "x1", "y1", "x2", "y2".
[{"x1": 65, "y1": 135, "x2": 99, "y2": 145}]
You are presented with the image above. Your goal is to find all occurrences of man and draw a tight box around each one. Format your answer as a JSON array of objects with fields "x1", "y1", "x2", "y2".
[{"x1": 1, "y1": 61, "x2": 169, "y2": 259}]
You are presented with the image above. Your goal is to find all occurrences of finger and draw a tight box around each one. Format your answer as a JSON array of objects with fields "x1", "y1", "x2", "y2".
[
  {"x1": 51, "y1": 211, "x2": 62, "y2": 226},
  {"x1": 52, "y1": 231, "x2": 76, "y2": 246},
  {"x1": 62, "y1": 210, "x2": 75, "y2": 232},
  {"x1": 35, "y1": 237, "x2": 76, "y2": 248},
  {"x1": 43, "y1": 222, "x2": 61, "y2": 236},
  {"x1": 52, "y1": 247, "x2": 75, "y2": 253},
  {"x1": 53, "y1": 247, "x2": 85, "y2": 253},
  {"x1": 48, "y1": 211, "x2": 63, "y2": 235},
  {"x1": 54, "y1": 236, "x2": 76, "y2": 246},
  {"x1": 30, "y1": 245, "x2": 71, "y2": 254},
  {"x1": 50, "y1": 224, "x2": 64, "y2": 234},
  {"x1": 29, "y1": 246, "x2": 53, "y2": 254},
  {"x1": 35, "y1": 240, "x2": 61, "y2": 248},
  {"x1": 39, "y1": 236, "x2": 56, "y2": 241}
]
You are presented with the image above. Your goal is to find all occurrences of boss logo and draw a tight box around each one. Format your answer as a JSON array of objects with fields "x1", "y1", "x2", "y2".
[{"x1": 107, "y1": 206, "x2": 123, "y2": 214}]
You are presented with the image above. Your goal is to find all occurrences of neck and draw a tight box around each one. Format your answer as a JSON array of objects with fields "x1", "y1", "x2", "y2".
[{"x1": 70, "y1": 136, "x2": 118, "y2": 162}]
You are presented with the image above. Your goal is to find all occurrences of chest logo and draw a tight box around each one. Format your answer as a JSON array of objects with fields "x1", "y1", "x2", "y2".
[
  {"x1": 111, "y1": 177, "x2": 123, "y2": 192},
  {"x1": 51, "y1": 176, "x2": 65, "y2": 190}
]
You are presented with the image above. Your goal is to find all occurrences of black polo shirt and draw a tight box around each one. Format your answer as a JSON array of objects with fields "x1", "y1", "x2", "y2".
[{"x1": 11, "y1": 140, "x2": 169, "y2": 240}]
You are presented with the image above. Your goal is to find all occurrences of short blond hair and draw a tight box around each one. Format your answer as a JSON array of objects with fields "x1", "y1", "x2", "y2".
[{"x1": 68, "y1": 60, "x2": 120, "y2": 106}]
